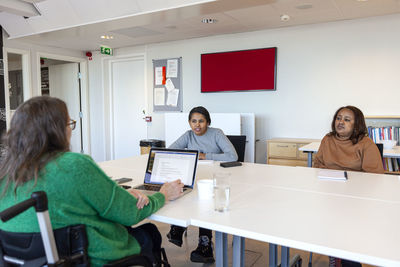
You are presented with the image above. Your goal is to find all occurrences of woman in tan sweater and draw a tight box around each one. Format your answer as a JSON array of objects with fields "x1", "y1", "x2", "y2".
[
  {"x1": 314, "y1": 105, "x2": 384, "y2": 267},
  {"x1": 314, "y1": 105, "x2": 384, "y2": 174}
]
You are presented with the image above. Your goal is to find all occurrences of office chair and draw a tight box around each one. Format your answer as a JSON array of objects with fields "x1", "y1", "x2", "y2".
[
  {"x1": 0, "y1": 191, "x2": 168, "y2": 267},
  {"x1": 226, "y1": 135, "x2": 246, "y2": 162},
  {"x1": 376, "y1": 143, "x2": 383, "y2": 160}
]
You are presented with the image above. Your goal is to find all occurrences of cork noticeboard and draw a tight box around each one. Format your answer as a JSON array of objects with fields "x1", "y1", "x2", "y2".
[{"x1": 152, "y1": 57, "x2": 182, "y2": 112}]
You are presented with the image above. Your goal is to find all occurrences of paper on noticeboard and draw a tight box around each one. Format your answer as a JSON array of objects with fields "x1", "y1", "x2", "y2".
[
  {"x1": 165, "y1": 78, "x2": 175, "y2": 92},
  {"x1": 154, "y1": 88, "x2": 165, "y2": 105},
  {"x1": 166, "y1": 59, "x2": 178, "y2": 78},
  {"x1": 155, "y1": 67, "x2": 163, "y2": 85},
  {"x1": 166, "y1": 89, "x2": 179, "y2": 106}
]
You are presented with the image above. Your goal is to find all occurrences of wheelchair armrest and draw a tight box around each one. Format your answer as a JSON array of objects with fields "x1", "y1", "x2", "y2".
[
  {"x1": 0, "y1": 191, "x2": 47, "y2": 222},
  {"x1": 0, "y1": 198, "x2": 36, "y2": 222}
]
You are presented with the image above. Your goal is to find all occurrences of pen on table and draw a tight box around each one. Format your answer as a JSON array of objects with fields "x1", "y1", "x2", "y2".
[{"x1": 344, "y1": 171, "x2": 348, "y2": 179}]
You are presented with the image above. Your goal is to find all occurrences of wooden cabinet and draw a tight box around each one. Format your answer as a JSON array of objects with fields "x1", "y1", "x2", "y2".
[{"x1": 267, "y1": 138, "x2": 319, "y2": 167}]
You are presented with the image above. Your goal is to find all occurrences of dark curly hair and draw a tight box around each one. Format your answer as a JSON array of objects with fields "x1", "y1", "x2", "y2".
[
  {"x1": 188, "y1": 106, "x2": 211, "y2": 125},
  {"x1": 0, "y1": 96, "x2": 70, "y2": 195},
  {"x1": 329, "y1": 105, "x2": 368, "y2": 144}
]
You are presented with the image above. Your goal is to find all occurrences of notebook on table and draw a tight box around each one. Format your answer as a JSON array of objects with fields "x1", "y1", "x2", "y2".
[
  {"x1": 318, "y1": 169, "x2": 348, "y2": 181},
  {"x1": 132, "y1": 148, "x2": 199, "y2": 196}
]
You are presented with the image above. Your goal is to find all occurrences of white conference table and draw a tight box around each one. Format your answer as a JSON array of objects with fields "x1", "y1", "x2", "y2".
[
  {"x1": 300, "y1": 141, "x2": 400, "y2": 167},
  {"x1": 99, "y1": 156, "x2": 400, "y2": 267}
]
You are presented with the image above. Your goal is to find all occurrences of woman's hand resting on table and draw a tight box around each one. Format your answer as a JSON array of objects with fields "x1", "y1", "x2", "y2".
[
  {"x1": 128, "y1": 189, "x2": 149, "y2": 209},
  {"x1": 160, "y1": 179, "x2": 185, "y2": 201}
]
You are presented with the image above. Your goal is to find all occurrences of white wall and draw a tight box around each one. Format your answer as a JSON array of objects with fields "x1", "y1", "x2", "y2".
[
  {"x1": 3, "y1": 34, "x2": 85, "y2": 97},
  {"x1": 88, "y1": 13, "x2": 400, "y2": 163}
]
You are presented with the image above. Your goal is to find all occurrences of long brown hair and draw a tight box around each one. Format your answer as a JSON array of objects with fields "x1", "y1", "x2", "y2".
[
  {"x1": 0, "y1": 96, "x2": 70, "y2": 194},
  {"x1": 329, "y1": 105, "x2": 368, "y2": 144}
]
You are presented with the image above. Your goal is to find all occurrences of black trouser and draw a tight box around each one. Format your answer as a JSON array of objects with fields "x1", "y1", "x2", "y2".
[
  {"x1": 172, "y1": 225, "x2": 212, "y2": 239},
  {"x1": 341, "y1": 259, "x2": 362, "y2": 267},
  {"x1": 127, "y1": 223, "x2": 162, "y2": 263},
  {"x1": 199, "y1": 227, "x2": 212, "y2": 239}
]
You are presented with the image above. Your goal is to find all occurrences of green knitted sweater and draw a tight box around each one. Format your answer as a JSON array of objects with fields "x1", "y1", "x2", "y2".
[{"x1": 0, "y1": 152, "x2": 165, "y2": 266}]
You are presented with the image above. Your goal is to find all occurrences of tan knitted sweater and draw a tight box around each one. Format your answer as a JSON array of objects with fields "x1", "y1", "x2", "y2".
[{"x1": 313, "y1": 134, "x2": 384, "y2": 174}]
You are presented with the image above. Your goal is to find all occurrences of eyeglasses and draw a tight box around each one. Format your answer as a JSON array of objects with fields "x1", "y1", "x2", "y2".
[{"x1": 67, "y1": 119, "x2": 77, "y2": 130}]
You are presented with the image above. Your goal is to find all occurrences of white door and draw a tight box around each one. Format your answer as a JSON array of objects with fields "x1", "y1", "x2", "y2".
[
  {"x1": 49, "y1": 63, "x2": 82, "y2": 153},
  {"x1": 111, "y1": 58, "x2": 146, "y2": 159}
]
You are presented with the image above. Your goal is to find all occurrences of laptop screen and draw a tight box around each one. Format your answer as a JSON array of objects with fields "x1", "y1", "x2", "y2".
[{"x1": 144, "y1": 148, "x2": 198, "y2": 187}]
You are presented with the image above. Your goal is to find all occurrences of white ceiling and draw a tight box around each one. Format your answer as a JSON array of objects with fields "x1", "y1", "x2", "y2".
[{"x1": 1, "y1": 0, "x2": 400, "y2": 52}]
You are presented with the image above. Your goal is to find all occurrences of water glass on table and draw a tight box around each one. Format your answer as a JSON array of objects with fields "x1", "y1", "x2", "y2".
[{"x1": 213, "y1": 172, "x2": 231, "y2": 212}]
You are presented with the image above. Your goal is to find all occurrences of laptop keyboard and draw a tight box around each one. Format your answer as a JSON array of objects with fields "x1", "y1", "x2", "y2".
[
  {"x1": 135, "y1": 184, "x2": 189, "y2": 192},
  {"x1": 135, "y1": 184, "x2": 162, "y2": 191},
  {"x1": 120, "y1": 185, "x2": 131, "y2": 190}
]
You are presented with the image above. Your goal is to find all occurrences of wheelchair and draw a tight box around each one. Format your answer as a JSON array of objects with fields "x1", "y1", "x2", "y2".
[{"x1": 0, "y1": 191, "x2": 169, "y2": 267}]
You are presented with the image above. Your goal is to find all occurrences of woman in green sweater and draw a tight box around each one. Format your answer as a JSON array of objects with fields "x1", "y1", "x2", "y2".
[{"x1": 0, "y1": 96, "x2": 184, "y2": 266}]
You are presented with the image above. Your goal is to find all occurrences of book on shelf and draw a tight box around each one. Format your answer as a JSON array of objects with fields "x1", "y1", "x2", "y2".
[
  {"x1": 382, "y1": 158, "x2": 400, "y2": 172},
  {"x1": 393, "y1": 159, "x2": 399, "y2": 172},
  {"x1": 368, "y1": 126, "x2": 399, "y2": 145},
  {"x1": 387, "y1": 158, "x2": 393, "y2": 172},
  {"x1": 368, "y1": 126, "x2": 399, "y2": 172}
]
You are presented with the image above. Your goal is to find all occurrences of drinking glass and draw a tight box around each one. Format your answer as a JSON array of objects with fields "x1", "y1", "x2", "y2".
[{"x1": 213, "y1": 172, "x2": 230, "y2": 212}]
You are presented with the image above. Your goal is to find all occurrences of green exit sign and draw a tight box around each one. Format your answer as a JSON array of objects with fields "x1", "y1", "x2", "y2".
[{"x1": 100, "y1": 46, "x2": 113, "y2": 56}]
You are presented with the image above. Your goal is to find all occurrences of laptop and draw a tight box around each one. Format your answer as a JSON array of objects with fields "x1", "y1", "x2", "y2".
[{"x1": 132, "y1": 148, "x2": 199, "y2": 196}]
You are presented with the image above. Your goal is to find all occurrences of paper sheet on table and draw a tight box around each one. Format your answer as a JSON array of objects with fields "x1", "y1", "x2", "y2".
[
  {"x1": 166, "y1": 88, "x2": 179, "y2": 106},
  {"x1": 154, "y1": 88, "x2": 165, "y2": 105},
  {"x1": 165, "y1": 78, "x2": 175, "y2": 92},
  {"x1": 155, "y1": 67, "x2": 163, "y2": 85},
  {"x1": 167, "y1": 59, "x2": 178, "y2": 77}
]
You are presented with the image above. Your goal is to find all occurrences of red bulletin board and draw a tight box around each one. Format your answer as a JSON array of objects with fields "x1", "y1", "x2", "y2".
[{"x1": 201, "y1": 47, "x2": 277, "y2": 93}]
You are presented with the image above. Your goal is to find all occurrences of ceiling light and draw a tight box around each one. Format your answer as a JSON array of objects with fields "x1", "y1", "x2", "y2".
[
  {"x1": 202, "y1": 18, "x2": 218, "y2": 24},
  {"x1": 100, "y1": 35, "x2": 114, "y2": 40},
  {"x1": 280, "y1": 14, "x2": 290, "y2": 22}
]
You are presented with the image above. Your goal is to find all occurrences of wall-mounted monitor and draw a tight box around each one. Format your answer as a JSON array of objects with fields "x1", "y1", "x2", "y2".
[{"x1": 201, "y1": 47, "x2": 277, "y2": 93}]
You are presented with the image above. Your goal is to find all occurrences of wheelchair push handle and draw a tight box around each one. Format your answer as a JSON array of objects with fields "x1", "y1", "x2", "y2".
[{"x1": 0, "y1": 191, "x2": 48, "y2": 222}]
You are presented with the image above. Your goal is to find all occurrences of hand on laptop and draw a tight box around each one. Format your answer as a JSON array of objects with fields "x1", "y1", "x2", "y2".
[
  {"x1": 199, "y1": 153, "x2": 206, "y2": 160},
  {"x1": 160, "y1": 179, "x2": 184, "y2": 201},
  {"x1": 128, "y1": 189, "x2": 149, "y2": 209}
]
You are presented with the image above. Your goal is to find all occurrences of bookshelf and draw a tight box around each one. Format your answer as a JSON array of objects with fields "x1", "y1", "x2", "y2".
[{"x1": 365, "y1": 115, "x2": 400, "y2": 174}]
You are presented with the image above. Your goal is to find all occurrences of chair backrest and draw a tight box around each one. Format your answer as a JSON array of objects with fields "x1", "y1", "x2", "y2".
[
  {"x1": 0, "y1": 224, "x2": 89, "y2": 267},
  {"x1": 0, "y1": 191, "x2": 154, "y2": 267},
  {"x1": 226, "y1": 135, "x2": 246, "y2": 162},
  {"x1": 0, "y1": 224, "x2": 154, "y2": 267},
  {"x1": 376, "y1": 143, "x2": 383, "y2": 160}
]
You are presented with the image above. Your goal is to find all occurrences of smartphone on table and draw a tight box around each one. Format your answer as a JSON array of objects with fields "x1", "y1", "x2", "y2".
[{"x1": 115, "y1": 177, "x2": 133, "y2": 184}]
